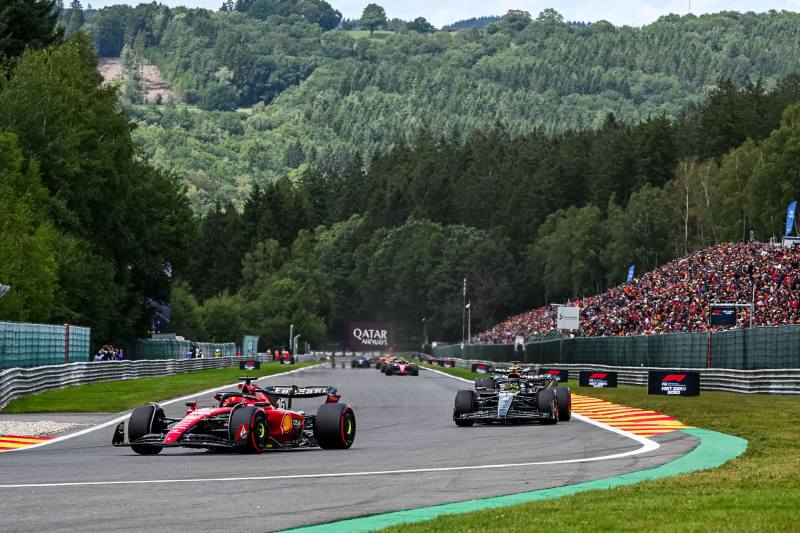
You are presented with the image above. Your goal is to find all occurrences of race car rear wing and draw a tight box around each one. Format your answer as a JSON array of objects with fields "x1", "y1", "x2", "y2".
[{"x1": 261, "y1": 385, "x2": 340, "y2": 408}]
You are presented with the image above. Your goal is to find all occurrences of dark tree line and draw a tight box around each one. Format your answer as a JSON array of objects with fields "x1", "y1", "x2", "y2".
[
  {"x1": 0, "y1": 1, "x2": 195, "y2": 347},
  {"x1": 180, "y1": 76, "x2": 800, "y2": 345}
]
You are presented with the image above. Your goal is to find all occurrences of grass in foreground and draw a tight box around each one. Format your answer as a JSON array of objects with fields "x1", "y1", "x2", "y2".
[
  {"x1": 403, "y1": 364, "x2": 800, "y2": 532},
  {"x1": 2, "y1": 361, "x2": 318, "y2": 413}
]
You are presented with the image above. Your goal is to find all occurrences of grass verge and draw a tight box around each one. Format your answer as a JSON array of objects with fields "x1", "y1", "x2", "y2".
[
  {"x1": 404, "y1": 364, "x2": 800, "y2": 532},
  {"x1": 2, "y1": 361, "x2": 318, "y2": 413}
]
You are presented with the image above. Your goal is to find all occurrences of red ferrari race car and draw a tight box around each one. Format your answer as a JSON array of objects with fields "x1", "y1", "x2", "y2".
[
  {"x1": 112, "y1": 378, "x2": 356, "y2": 454},
  {"x1": 384, "y1": 358, "x2": 419, "y2": 376}
]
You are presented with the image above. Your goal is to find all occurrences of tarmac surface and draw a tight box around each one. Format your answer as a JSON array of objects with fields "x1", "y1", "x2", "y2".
[{"x1": 0, "y1": 365, "x2": 697, "y2": 532}]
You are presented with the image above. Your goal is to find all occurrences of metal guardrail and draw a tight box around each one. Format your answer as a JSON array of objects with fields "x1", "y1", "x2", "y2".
[
  {"x1": 426, "y1": 357, "x2": 800, "y2": 395},
  {"x1": 0, "y1": 355, "x2": 320, "y2": 411}
]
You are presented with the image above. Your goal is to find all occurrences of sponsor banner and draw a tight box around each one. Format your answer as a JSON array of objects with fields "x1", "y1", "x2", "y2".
[
  {"x1": 541, "y1": 368, "x2": 569, "y2": 382},
  {"x1": 239, "y1": 360, "x2": 261, "y2": 370},
  {"x1": 648, "y1": 370, "x2": 700, "y2": 396},
  {"x1": 556, "y1": 306, "x2": 580, "y2": 330},
  {"x1": 786, "y1": 200, "x2": 797, "y2": 235},
  {"x1": 579, "y1": 370, "x2": 618, "y2": 388},
  {"x1": 349, "y1": 322, "x2": 392, "y2": 351},
  {"x1": 627, "y1": 264, "x2": 635, "y2": 282},
  {"x1": 710, "y1": 308, "x2": 736, "y2": 326}
]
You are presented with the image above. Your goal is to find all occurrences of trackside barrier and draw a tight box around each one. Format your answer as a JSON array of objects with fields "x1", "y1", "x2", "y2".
[
  {"x1": 0, "y1": 322, "x2": 91, "y2": 369},
  {"x1": 0, "y1": 354, "x2": 320, "y2": 410},
  {"x1": 422, "y1": 357, "x2": 800, "y2": 395},
  {"x1": 435, "y1": 325, "x2": 800, "y2": 369}
]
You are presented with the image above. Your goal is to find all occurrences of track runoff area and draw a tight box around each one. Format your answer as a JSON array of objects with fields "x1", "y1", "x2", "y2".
[{"x1": 0, "y1": 364, "x2": 740, "y2": 532}]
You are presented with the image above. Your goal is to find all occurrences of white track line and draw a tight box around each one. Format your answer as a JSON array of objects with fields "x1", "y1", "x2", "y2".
[
  {"x1": 0, "y1": 442, "x2": 663, "y2": 488},
  {"x1": 1, "y1": 364, "x2": 321, "y2": 453}
]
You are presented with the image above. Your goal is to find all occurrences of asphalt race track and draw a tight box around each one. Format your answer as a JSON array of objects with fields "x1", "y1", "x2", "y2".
[{"x1": 0, "y1": 365, "x2": 697, "y2": 532}]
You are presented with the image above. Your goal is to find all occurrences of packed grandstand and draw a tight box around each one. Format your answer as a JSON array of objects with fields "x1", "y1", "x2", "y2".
[{"x1": 474, "y1": 242, "x2": 800, "y2": 343}]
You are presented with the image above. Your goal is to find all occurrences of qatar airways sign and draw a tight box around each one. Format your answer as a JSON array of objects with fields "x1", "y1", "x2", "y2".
[{"x1": 349, "y1": 322, "x2": 392, "y2": 351}]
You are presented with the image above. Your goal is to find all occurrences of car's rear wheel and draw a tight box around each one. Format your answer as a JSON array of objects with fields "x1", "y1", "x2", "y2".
[
  {"x1": 410, "y1": 367, "x2": 419, "y2": 376},
  {"x1": 129, "y1": 404, "x2": 165, "y2": 455},
  {"x1": 229, "y1": 406, "x2": 268, "y2": 453},
  {"x1": 385, "y1": 366, "x2": 393, "y2": 375},
  {"x1": 538, "y1": 388, "x2": 559, "y2": 425},
  {"x1": 315, "y1": 403, "x2": 356, "y2": 449},
  {"x1": 556, "y1": 386, "x2": 572, "y2": 421},
  {"x1": 454, "y1": 389, "x2": 476, "y2": 427}
]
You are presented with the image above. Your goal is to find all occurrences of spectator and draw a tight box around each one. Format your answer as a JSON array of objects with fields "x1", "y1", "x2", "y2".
[{"x1": 475, "y1": 243, "x2": 800, "y2": 342}]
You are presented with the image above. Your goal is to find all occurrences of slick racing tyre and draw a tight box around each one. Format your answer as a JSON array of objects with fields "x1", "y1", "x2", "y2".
[
  {"x1": 129, "y1": 404, "x2": 166, "y2": 455},
  {"x1": 385, "y1": 366, "x2": 393, "y2": 376},
  {"x1": 538, "y1": 388, "x2": 559, "y2": 425},
  {"x1": 475, "y1": 377, "x2": 496, "y2": 391},
  {"x1": 315, "y1": 403, "x2": 356, "y2": 449},
  {"x1": 229, "y1": 406, "x2": 268, "y2": 453},
  {"x1": 556, "y1": 386, "x2": 572, "y2": 421},
  {"x1": 454, "y1": 389, "x2": 476, "y2": 427},
  {"x1": 410, "y1": 367, "x2": 419, "y2": 376}
]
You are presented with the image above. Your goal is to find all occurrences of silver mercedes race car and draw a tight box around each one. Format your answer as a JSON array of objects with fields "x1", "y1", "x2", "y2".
[{"x1": 453, "y1": 365, "x2": 571, "y2": 426}]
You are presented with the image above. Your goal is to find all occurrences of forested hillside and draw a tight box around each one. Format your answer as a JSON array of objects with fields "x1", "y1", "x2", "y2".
[
  {"x1": 65, "y1": 5, "x2": 800, "y2": 210},
  {"x1": 6, "y1": 1, "x2": 800, "y2": 351}
]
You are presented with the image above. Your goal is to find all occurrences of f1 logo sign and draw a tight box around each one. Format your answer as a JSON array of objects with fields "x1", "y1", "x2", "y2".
[{"x1": 648, "y1": 371, "x2": 699, "y2": 396}]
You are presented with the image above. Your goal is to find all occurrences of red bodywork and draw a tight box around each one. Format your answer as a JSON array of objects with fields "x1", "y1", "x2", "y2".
[{"x1": 166, "y1": 382, "x2": 338, "y2": 447}]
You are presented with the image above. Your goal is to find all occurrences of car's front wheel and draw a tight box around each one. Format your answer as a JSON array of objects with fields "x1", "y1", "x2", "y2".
[
  {"x1": 128, "y1": 404, "x2": 165, "y2": 455},
  {"x1": 315, "y1": 403, "x2": 356, "y2": 449},
  {"x1": 454, "y1": 390, "x2": 476, "y2": 427}
]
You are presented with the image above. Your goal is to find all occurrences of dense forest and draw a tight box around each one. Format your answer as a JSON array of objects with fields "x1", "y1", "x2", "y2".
[
  {"x1": 0, "y1": 1, "x2": 194, "y2": 347},
  {"x1": 61, "y1": 5, "x2": 800, "y2": 211},
  {"x1": 178, "y1": 76, "x2": 800, "y2": 346},
  {"x1": 5, "y1": 1, "x2": 800, "y2": 351}
]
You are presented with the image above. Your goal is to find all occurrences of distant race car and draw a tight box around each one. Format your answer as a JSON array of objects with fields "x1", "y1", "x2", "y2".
[
  {"x1": 351, "y1": 355, "x2": 372, "y2": 368},
  {"x1": 377, "y1": 355, "x2": 396, "y2": 372},
  {"x1": 453, "y1": 365, "x2": 571, "y2": 426},
  {"x1": 385, "y1": 358, "x2": 419, "y2": 376},
  {"x1": 113, "y1": 377, "x2": 356, "y2": 454}
]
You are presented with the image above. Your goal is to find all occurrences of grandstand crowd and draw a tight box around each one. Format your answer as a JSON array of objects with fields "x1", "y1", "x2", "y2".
[{"x1": 474, "y1": 243, "x2": 800, "y2": 343}]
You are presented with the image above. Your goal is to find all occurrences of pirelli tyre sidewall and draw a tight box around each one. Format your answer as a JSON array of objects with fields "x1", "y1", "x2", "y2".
[
  {"x1": 129, "y1": 404, "x2": 165, "y2": 455},
  {"x1": 454, "y1": 389, "x2": 477, "y2": 427},
  {"x1": 229, "y1": 405, "x2": 267, "y2": 453},
  {"x1": 315, "y1": 402, "x2": 356, "y2": 449}
]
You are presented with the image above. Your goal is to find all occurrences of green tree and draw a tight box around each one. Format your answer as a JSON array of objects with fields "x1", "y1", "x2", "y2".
[
  {"x1": 200, "y1": 291, "x2": 246, "y2": 342},
  {"x1": 0, "y1": 0, "x2": 63, "y2": 58},
  {"x1": 360, "y1": 3, "x2": 386, "y2": 35},
  {"x1": 169, "y1": 281, "x2": 205, "y2": 340},
  {"x1": 0, "y1": 131, "x2": 57, "y2": 322},
  {"x1": 407, "y1": 17, "x2": 434, "y2": 34}
]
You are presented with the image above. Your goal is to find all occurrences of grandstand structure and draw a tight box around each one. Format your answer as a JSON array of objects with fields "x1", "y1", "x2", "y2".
[{"x1": 475, "y1": 242, "x2": 800, "y2": 344}]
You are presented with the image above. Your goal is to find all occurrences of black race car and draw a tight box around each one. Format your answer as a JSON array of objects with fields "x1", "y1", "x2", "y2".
[
  {"x1": 453, "y1": 365, "x2": 571, "y2": 426},
  {"x1": 351, "y1": 355, "x2": 372, "y2": 368}
]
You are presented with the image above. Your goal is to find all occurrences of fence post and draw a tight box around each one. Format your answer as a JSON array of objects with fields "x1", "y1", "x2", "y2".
[{"x1": 65, "y1": 322, "x2": 70, "y2": 364}]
